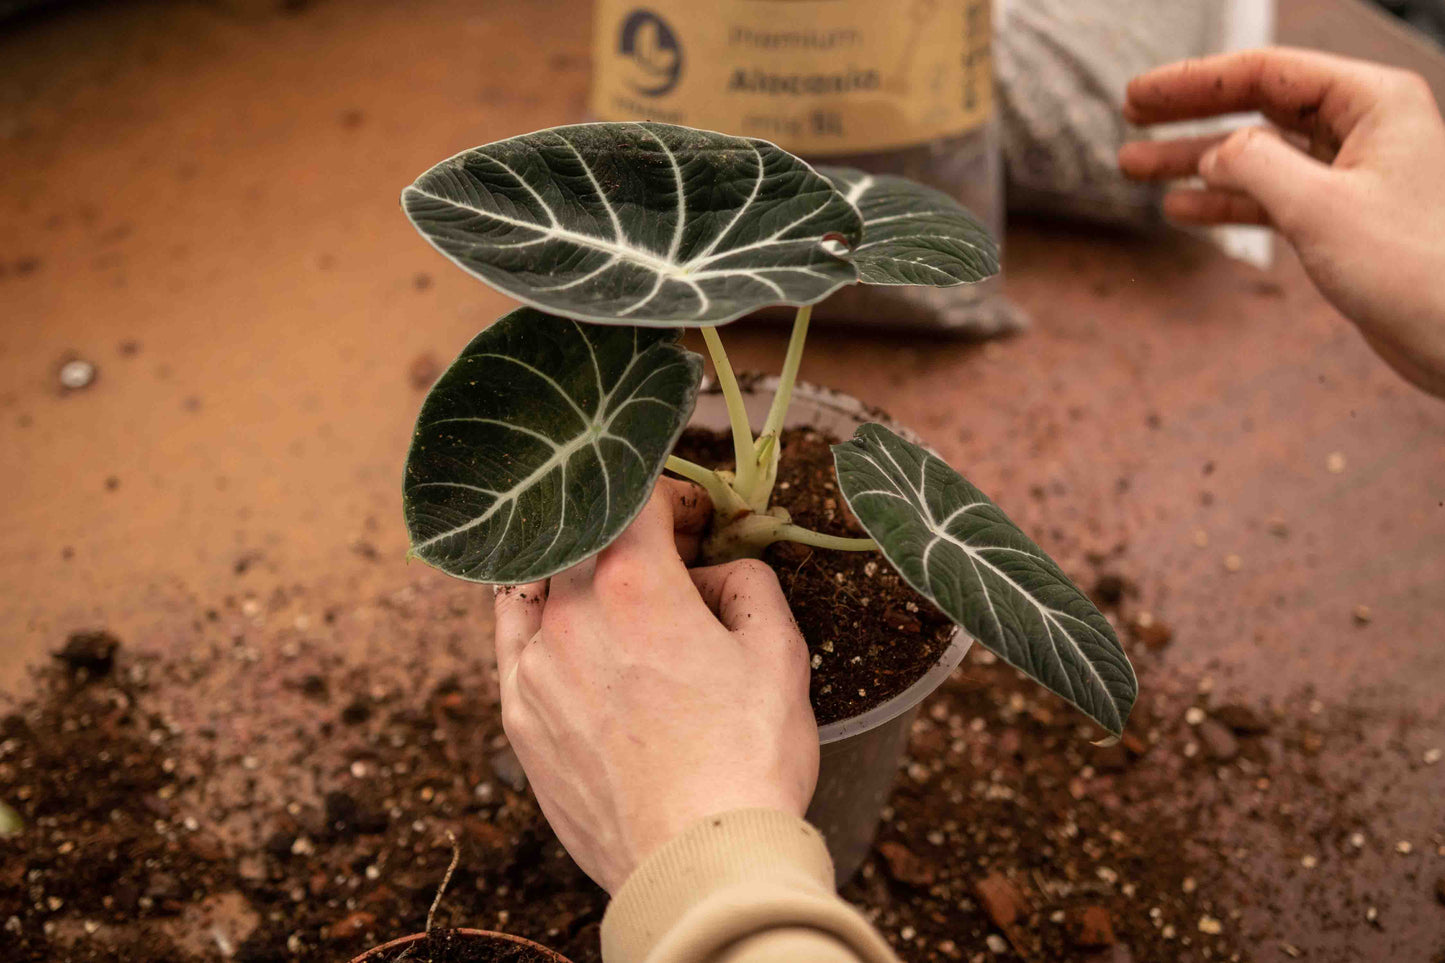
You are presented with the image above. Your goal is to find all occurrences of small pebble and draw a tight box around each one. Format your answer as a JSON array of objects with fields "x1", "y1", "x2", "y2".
[
  {"x1": 1326, "y1": 451, "x2": 1346, "y2": 474},
  {"x1": 59, "y1": 359, "x2": 96, "y2": 390},
  {"x1": 1182, "y1": 877, "x2": 1197, "y2": 894},
  {"x1": 810, "y1": 654, "x2": 822, "y2": 669},
  {"x1": 1365, "y1": 906, "x2": 1378, "y2": 923},
  {"x1": 1223, "y1": 554, "x2": 1242, "y2": 573},
  {"x1": 1191, "y1": 528, "x2": 1209, "y2": 548},
  {"x1": 1352, "y1": 604, "x2": 1372, "y2": 624},
  {"x1": 1349, "y1": 832, "x2": 1366, "y2": 849},
  {"x1": 1395, "y1": 840, "x2": 1413, "y2": 855},
  {"x1": 985, "y1": 933, "x2": 1008, "y2": 954},
  {"x1": 1198, "y1": 916, "x2": 1223, "y2": 935},
  {"x1": 1300, "y1": 855, "x2": 1318, "y2": 869},
  {"x1": 1185, "y1": 707, "x2": 1206, "y2": 726},
  {"x1": 1423, "y1": 748, "x2": 1441, "y2": 765}
]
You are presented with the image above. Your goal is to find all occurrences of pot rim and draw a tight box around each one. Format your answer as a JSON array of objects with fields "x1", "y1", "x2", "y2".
[
  {"x1": 346, "y1": 928, "x2": 573, "y2": 963},
  {"x1": 691, "y1": 375, "x2": 973, "y2": 746}
]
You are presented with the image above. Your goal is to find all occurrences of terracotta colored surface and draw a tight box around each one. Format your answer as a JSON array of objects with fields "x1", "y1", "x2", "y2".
[{"x1": 2, "y1": 1, "x2": 1443, "y2": 959}]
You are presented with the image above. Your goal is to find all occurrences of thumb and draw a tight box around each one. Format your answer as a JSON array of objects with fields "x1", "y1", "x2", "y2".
[
  {"x1": 1199, "y1": 126, "x2": 1332, "y2": 233},
  {"x1": 688, "y1": 559, "x2": 798, "y2": 639}
]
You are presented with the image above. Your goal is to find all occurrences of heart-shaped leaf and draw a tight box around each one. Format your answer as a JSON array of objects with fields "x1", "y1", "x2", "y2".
[
  {"x1": 832, "y1": 424, "x2": 1136, "y2": 735},
  {"x1": 405, "y1": 308, "x2": 703, "y2": 583},
  {"x1": 402, "y1": 123, "x2": 863, "y2": 327},
  {"x1": 819, "y1": 167, "x2": 999, "y2": 287}
]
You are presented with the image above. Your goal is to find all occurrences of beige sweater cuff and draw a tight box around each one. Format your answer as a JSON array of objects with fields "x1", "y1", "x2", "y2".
[{"x1": 600, "y1": 808, "x2": 898, "y2": 963}]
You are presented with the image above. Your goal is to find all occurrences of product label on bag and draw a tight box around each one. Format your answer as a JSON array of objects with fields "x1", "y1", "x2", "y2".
[{"x1": 590, "y1": 0, "x2": 993, "y2": 156}]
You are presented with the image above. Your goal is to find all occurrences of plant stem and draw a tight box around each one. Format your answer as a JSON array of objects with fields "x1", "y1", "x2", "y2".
[
  {"x1": 760, "y1": 304, "x2": 812, "y2": 443},
  {"x1": 746, "y1": 303, "x2": 812, "y2": 511},
  {"x1": 772, "y1": 524, "x2": 877, "y2": 553},
  {"x1": 664, "y1": 455, "x2": 748, "y2": 521},
  {"x1": 700, "y1": 326, "x2": 757, "y2": 494},
  {"x1": 702, "y1": 511, "x2": 877, "y2": 564}
]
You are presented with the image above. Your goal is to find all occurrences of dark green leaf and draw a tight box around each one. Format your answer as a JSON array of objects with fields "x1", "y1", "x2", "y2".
[
  {"x1": 819, "y1": 167, "x2": 999, "y2": 286},
  {"x1": 833, "y1": 424, "x2": 1136, "y2": 735},
  {"x1": 402, "y1": 122, "x2": 863, "y2": 327},
  {"x1": 404, "y1": 308, "x2": 702, "y2": 583}
]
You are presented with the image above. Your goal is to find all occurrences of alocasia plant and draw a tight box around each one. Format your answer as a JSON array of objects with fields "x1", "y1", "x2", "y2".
[{"x1": 401, "y1": 122, "x2": 1137, "y2": 737}]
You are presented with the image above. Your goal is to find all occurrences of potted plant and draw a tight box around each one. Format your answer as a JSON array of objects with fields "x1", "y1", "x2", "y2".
[{"x1": 398, "y1": 122, "x2": 1137, "y2": 880}]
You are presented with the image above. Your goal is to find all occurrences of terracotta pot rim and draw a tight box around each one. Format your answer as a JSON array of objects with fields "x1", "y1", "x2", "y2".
[{"x1": 346, "y1": 927, "x2": 573, "y2": 963}]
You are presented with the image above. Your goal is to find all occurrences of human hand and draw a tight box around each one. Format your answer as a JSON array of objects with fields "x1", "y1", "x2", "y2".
[
  {"x1": 1118, "y1": 48, "x2": 1445, "y2": 398},
  {"x1": 492, "y1": 478, "x2": 818, "y2": 893}
]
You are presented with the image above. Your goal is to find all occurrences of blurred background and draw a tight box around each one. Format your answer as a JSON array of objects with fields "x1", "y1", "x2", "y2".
[{"x1": 2, "y1": 1, "x2": 1443, "y2": 961}]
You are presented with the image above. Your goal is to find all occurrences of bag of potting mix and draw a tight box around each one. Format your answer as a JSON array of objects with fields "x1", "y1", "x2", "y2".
[{"x1": 590, "y1": 0, "x2": 1023, "y2": 336}]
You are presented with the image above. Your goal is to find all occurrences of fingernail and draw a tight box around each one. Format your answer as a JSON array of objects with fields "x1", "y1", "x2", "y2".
[{"x1": 1199, "y1": 147, "x2": 1219, "y2": 178}]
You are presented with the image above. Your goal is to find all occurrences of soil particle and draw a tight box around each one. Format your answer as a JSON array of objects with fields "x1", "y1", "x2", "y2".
[
  {"x1": 1091, "y1": 573, "x2": 1130, "y2": 608},
  {"x1": 410, "y1": 352, "x2": 443, "y2": 391},
  {"x1": 1211, "y1": 703, "x2": 1271, "y2": 735},
  {"x1": 1129, "y1": 613, "x2": 1173, "y2": 651},
  {"x1": 53, "y1": 630, "x2": 120, "y2": 678},
  {"x1": 325, "y1": 910, "x2": 376, "y2": 942},
  {"x1": 673, "y1": 427, "x2": 954, "y2": 726},
  {"x1": 341, "y1": 697, "x2": 374, "y2": 725},
  {"x1": 876, "y1": 841, "x2": 935, "y2": 887},
  {"x1": 488, "y1": 747, "x2": 528, "y2": 792},
  {"x1": 1065, "y1": 905, "x2": 1116, "y2": 949},
  {"x1": 974, "y1": 873, "x2": 1026, "y2": 928},
  {"x1": 1195, "y1": 719, "x2": 1240, "y2": 762}
]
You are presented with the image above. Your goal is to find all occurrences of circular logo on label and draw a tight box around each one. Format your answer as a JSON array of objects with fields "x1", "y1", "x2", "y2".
[{"x1": 617, "y1": 9, "x2": 683, "y2": 97}]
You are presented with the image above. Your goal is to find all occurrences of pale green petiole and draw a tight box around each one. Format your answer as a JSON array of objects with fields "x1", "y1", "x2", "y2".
[
  {"x1": 687, "y1": 307, "x2": 877, "y2": 564},
  {"x1": 760, "y1": 304, "x2": 812, "y2": 445},
  {"x1": 747, "y1": 304, "x2": 812, "y2": 510},
  {"x1": 700, "y1": 326, "x2": 758, "y2": 496},
  {"x1": 664, "y1": 455, "x2": 749, "y2": 522},
  {"x1": 770, "y1": 524, "x2": 876, "y2": 553},
  {"x1": 699, "y1": 510, "x2": 878, "y2": 565}
]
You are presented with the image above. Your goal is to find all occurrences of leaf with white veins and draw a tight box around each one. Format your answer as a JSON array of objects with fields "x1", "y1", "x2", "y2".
[
  {"x1": 402, "y1": 123, "x2": 863, "y2": 327},
  {"x1": 819, "y1": 167, "x2": 999, "y2": 286},
  {"x1": 832, "y1": 424, "x2": 1136, "y2": 735},
  {"x1": 404, "y1": 308, "x2": 702, "y2": 583}
]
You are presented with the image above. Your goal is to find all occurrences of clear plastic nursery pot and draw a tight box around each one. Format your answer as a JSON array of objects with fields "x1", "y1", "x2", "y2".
[
  {"x1": 689, "y1": 378, "x2": 972, "y2": 885},
  {"x1": 347, "y1": 928, "x2": 573, "y2": 963}
]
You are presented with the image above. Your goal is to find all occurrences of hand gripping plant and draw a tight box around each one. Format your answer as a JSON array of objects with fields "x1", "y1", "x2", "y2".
[{"x1": 401, "y1": 123, "x2": 1137, "y2": 738}]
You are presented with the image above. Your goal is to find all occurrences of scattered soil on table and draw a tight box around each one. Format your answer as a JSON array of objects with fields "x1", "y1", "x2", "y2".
[
  {"x1": 2, "y1": 586, "x2": 1438, "y2": 962},
  {"x1": 367, "y1": 929, "x2": 556, "y2": 962},
  {"x1": 673, "y1": 426, "x2": 954, "y2": 726}
]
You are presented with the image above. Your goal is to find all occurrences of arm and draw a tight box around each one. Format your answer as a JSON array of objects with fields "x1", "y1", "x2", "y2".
[
  {"x1": 493, "y1": 479, "x2": 899, "y2": 963},
  {"x1": 1117, "y1": 47, "x2": 1445, "y2": 399}
]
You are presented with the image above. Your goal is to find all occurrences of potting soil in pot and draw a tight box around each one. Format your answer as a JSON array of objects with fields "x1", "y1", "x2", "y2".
[
  {"x1": 672, "y1": 426, "x2": 956, "y2": 726},
  {"x1": 366, "y1": 929, "x2": 556, "y2": 963}
]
